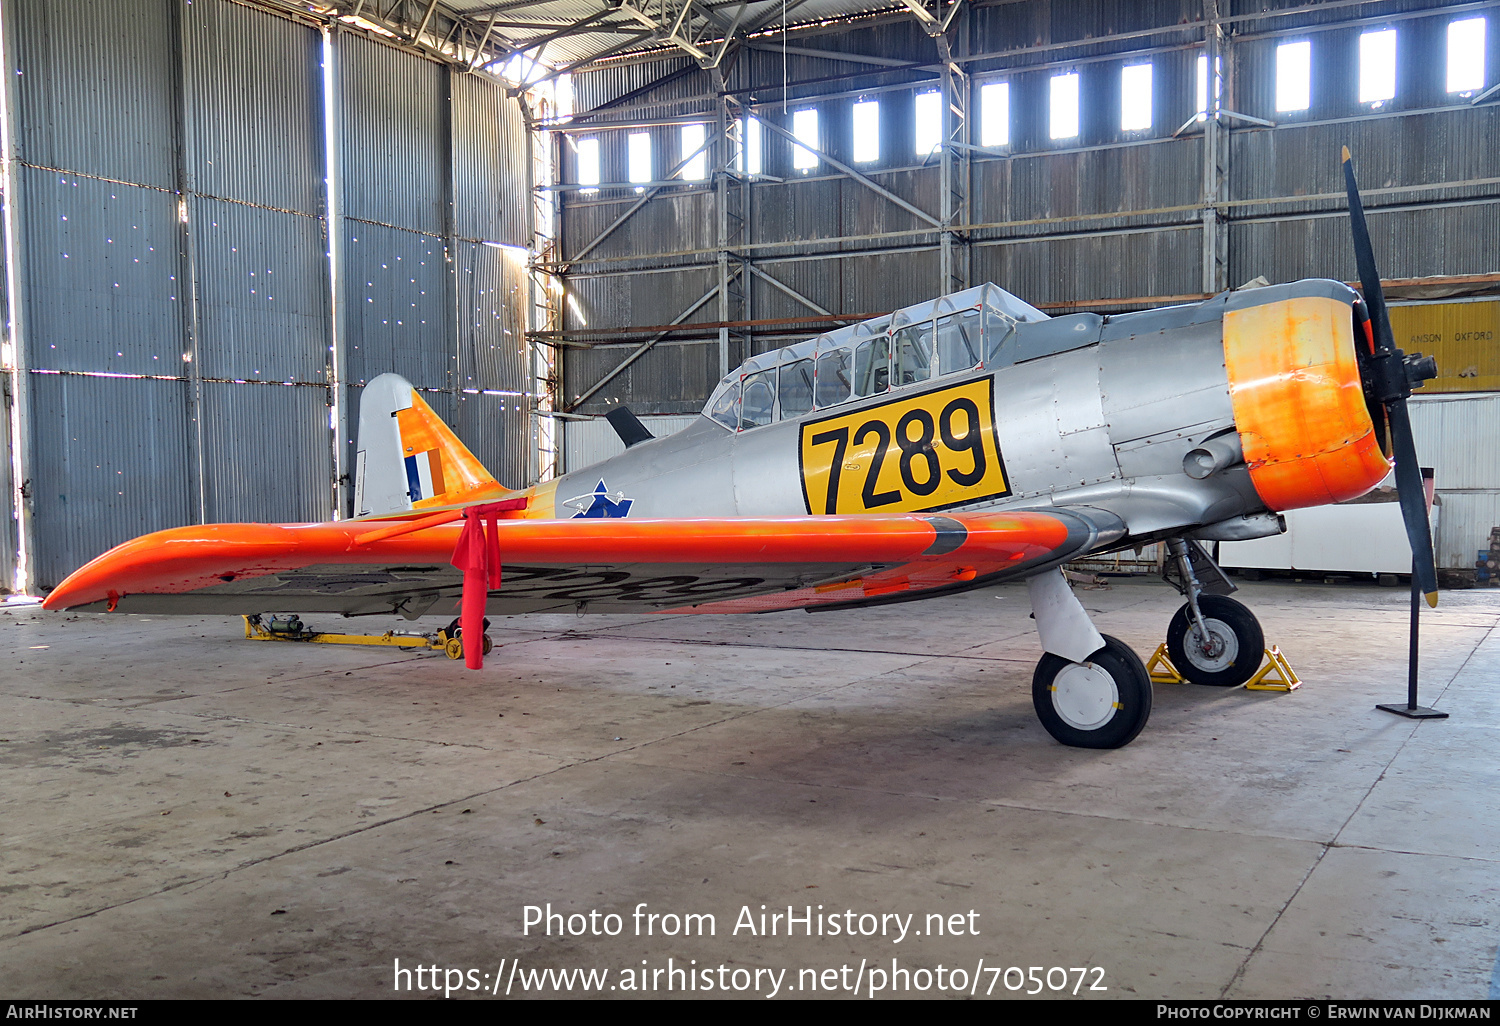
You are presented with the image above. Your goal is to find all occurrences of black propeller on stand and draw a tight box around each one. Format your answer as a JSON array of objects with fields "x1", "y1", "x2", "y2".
[{"x1": 1341, "y1": 146, "x2": 1448, "y2": 720}]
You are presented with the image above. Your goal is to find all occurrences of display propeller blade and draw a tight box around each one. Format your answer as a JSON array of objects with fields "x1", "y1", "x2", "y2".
[
  {"x1": 1343, "y1": 147, "x2": 1438, "y2": 607},
  {"x1": 1343, "y1": 147, "x2": 1392, "y2": 351},
  {"x1": 1387, "y1": 402, "x2": 1439, "y2": 605}
]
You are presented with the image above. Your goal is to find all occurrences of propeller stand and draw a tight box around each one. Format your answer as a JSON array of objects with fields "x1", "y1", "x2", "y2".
[
  {"x1": 1378, "y1": 469, "x2": 1447, "y2": 720},
  {"x1": 1343, "y1": 149, "x2": 1447, "y2": 722},
  {"x1": 1376, "y1": 560, "x2": 1448, "y2": 719}
]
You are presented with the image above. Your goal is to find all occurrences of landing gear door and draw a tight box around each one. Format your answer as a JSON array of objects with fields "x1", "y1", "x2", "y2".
[{"x1": 1163, "y1": 539, "x2": 1237, "y2": 597}]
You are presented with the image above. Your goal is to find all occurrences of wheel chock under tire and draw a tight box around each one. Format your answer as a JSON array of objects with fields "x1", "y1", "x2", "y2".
[
  {"x1": 1245, "y1": 645, "x2": 1301, "y2": 691},
  {"x1": 1149, "y1": 642, "x2": 1301, "y2": 691},
  {"x1": 1145, "y1": 643, "x2": 1185, "y2": 684}
]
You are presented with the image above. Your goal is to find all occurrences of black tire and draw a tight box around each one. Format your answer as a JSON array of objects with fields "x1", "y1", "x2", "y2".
[
  {"x1": 1166, "y1": 595, "x2": 1264, "y2": 687},
  {"x1": 1032, "y1": 634, "x2": 1153, "y2": 749}
]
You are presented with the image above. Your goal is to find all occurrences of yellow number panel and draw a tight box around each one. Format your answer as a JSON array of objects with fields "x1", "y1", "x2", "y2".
[{"x1": 799, "y1": 377, "x2": 1011, "y2": 515}]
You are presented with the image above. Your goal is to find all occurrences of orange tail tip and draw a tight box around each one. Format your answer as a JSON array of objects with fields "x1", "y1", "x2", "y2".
[{"x1": 354, "y1": 374, "x2": 508, "y2": 517}]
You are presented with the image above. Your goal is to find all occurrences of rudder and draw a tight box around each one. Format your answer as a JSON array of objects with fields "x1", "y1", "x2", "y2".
[{"x1": 353, "y1": 374, "x2": 507, "y2": 518}]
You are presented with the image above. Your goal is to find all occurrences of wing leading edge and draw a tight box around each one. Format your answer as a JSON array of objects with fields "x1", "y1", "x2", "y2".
[{"x1": 41, "y1": 508, "x2": 1125, "y2": 617}]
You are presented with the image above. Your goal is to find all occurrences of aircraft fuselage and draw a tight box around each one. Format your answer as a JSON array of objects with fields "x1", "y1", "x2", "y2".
[{"x1": 543, "y1": 277, "x2": 1384, "y2": 553}]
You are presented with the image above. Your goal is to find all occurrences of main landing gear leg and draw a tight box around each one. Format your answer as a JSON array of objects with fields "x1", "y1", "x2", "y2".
[
  {"x1": 1026, "y1": 568, "x2": 1152, "y2": 749},
  {"x1": 1164, "y1": 538, "x2": 1264, "y2": 687}
]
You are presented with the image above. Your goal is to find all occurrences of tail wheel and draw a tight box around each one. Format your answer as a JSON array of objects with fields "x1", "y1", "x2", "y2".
[
  {"x1": 1166, "y1": 595, "x2": 1264, "y2": 687},
  {"x1": 1032, "y1": 634, "x2": 1153, "y2": 749}
]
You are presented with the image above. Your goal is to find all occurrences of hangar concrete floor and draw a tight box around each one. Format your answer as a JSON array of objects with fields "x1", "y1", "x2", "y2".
[{"x1": 1, "y1": 577, "x2": 1497, "y2": 1001}]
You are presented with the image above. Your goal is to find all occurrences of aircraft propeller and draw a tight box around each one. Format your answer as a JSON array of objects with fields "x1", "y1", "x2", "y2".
[{"x1": 1341, "y1": 147, "x2": 1440, "y2": 607}]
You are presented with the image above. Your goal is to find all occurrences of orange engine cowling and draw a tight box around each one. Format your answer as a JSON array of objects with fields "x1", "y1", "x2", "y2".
[{"x1": 1223, "y1": 294, "x2": 1391, "y2": 512}]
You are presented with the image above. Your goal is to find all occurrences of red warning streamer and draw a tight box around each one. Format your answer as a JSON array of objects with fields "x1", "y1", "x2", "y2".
[{"x1": 448, "y1": 498, "x2": 528, "y2": 669}]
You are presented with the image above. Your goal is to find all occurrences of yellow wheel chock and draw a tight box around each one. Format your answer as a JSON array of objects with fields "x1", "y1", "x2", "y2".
[
  {"x1": 1145, "y1": 643, "x2": 1185, "y2": 684},
  {"x1": 243, "y1": 614, "x2": 493, "y2": 659},
  {"x1": 1145, "y1": 642, "x2": 1301, "y2": 691},
  {"x1": 1244, "y1": 645, "x2": 1301, "y2": 691}
]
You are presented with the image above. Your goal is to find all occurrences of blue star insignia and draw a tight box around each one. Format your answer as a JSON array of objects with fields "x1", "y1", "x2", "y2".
[{"x1": 564, "y1": 480, "x2": 635, "y2": 519}]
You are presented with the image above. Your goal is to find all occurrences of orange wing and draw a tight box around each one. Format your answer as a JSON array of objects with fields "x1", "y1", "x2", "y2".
[{"x1": 41, "y1": 509, "x2": 1116, "y2": 618}]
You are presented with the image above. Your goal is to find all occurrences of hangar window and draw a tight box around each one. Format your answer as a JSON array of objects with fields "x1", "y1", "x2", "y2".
[
  {"x1": 815, "y1": 347, "x2": 852, "y2": 407},
  {"x1": 915, "y1": 90, "x2": 943, "y2": 155},
  {"x1": 735, "y1": 115, "x2": 764, "y2": 175},
  {"x1": 778, "y1": 359, "x2": 815, "y2": 419},
  {"x1": 792, "y1": 109, "x2": 819, "y2": 170},
  {"x1": 1276, "y1": 41, "x2": 1312, "y2": 112},
  {"x1": 576, "y1": 137, "x2": 600, "y2": 194},
  {"x1": 1447, "y1": 17, "x2": 1487, "y2": 94},
  {"x1": 1121, "y1": 63, "x2": 1153, "y2": 132},
  {"x1": 680, "y1": 123, "x2": 707, "y2": 181},
  {"x1": 628, "y1": 132, "x2": 652, "y2": 188},
  {"x1": 935, "y1": 310, "x2": 982, "y2": 374},
  {"x1": 746, "y1": 116, "x2": 763, "y2": 174},
  {"x1": 1195, "y1": 54, "x2": 1221, "y2": 121},
  {"x1": 979, "y1": 82, "x2": 1009, "y2": 147},
  {"x1": 853, "y1": 336, "x2": 890, "y2": 396},
  {"x1": 852, "y1": 100, "x2": 880, "y2": 163},
  {"x1": 741, "y1": 370, "x2": 776, "y2": 429},
  {"x1": 1049, "y1": 73, "x2": 1080, "y2": 139},
  {"x1": 1359, "y1": 29, "x2": 1397, "y2": 106}
]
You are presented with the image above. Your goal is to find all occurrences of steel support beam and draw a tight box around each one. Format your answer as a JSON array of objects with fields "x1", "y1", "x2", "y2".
[
  {"x1": 325, "y1": 26, "x2": 351, "y2": 517},
  {"x1": 757, "y1": 116, "x2": 942, "y2": 228},
  {"x1": 936, "y1": 6, "x2": 970, "y2": 295},
  {"x1": 0, "y1": 0, "x2": 30, "y2": 590},
  {"x1": 562, "y1": 128, "x2": 721, "y2": 266},
  {"x1": 503, "y1": 8, "x2": 615, "y2": 59},
  {"x1": 524, "y1": 31, "x2": 656, "y2": 87},
  {"x1": 171, "y1": 0, "x2": 208, "y2": 525},
  {"x1": 740, "y1": 41, "x2": 936, "y2": 69},
  {"x1": 413, "y1": 0, "x2": 442, "y2": 42},
  {"x1": 565, "y1": 285, "x2": 720, "y2": 411},
  {"x1": 747, "y1": 264, "x2": 833, "y2": 317},
  {"x1": 1201, "y1": 0, "x2": 1229, "y2": 294},
  {"x1": 614, "y1": 0, "x2": 713, "y2": 63},
  {"x1": 713, "y1": 70, "x2": 748, "y2": 378},
  {"x1": 563, "y1": 63, "x2": 704, "y2": 126}
]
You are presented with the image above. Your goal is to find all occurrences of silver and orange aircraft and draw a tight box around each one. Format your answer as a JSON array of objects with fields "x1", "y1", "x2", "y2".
[{"x1": 42, "y1": 153, "x2": 1439, "y2": 749}]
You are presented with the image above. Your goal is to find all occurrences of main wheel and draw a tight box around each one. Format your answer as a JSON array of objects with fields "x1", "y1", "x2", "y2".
[
  {"x1": 1032, "y1": 634, "x2": 1152, "y2": 749},
  {"x1": 1166, "y1": 595, "x2": 1264, "y2": 687}
]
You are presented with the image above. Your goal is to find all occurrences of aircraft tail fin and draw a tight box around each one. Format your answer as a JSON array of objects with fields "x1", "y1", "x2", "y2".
[{"x1": 353, "y1": 374, "x2": 509, "y2": 518}]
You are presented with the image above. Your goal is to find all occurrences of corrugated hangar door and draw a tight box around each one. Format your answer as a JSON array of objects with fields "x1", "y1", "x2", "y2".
[
  {"x1": 14, "y1": 0, "x2": 218, "y2": 591},
  {"x1": 6, "y1": 0, "x2": 532, "y2": 591},
  {"x1": 337, "y1": 34, "x2": 532, "y2": 505},
  {"x1": 10, "y1": 0, "x2": 331, "y2": 591}
]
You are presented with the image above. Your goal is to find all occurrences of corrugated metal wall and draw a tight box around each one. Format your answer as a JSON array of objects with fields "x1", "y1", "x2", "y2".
[
  {"x1": 562, "y1": 413, "x2": 699, "y2": 475},
  {"x1": 558, "y1": 0, "x2": 1500, "y2": 449},
  {"x1": 1410, "y1": 393, "x2": 1500, "y2": 570},
  {"x1": 13, "y1": 0, "x2": 193, "y2": 587},
  {"x1": 5, "y1": 0, "x2": 532, "y2": 590},
  {"x1": 185, "y1": 2, "x2": 330, "y2": 528}
]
